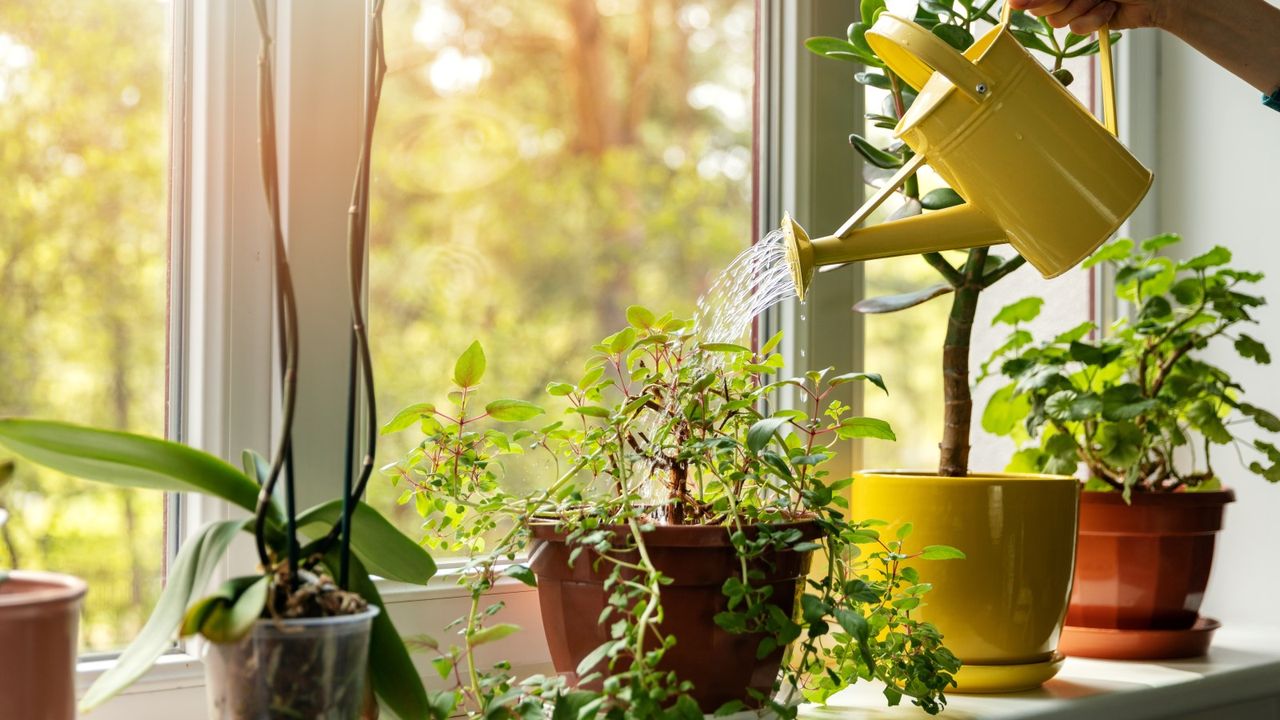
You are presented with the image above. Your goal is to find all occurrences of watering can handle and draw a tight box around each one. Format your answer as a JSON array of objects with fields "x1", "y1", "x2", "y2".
[
  {"x1": 997, "y1": 3, "x2": 1119, "y2": 137},
  {"x1": 865, "y1": 15, "x2": 995, "y2": 103}
]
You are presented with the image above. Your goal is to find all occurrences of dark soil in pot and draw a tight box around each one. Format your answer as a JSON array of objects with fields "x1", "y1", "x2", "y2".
[
  {"x1": 528, "y1": 519, "x2": 819, "y2": 712},
  {"x1": 1067, "y1": 489, "x2": 1235, "y2": 630}
]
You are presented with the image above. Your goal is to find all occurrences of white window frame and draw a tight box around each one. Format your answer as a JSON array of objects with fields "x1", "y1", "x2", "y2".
[{"x1": 74, "y1": 2, "x2": 1160, "y2": 717}]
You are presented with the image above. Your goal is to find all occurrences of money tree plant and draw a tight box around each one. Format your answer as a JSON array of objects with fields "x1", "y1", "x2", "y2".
[
  {"x1": 383, "y1": 312, "x2": 964, "y2": 718},
  {"x1": 982, "y1": 234, "x2": 1280, "y2": 494},
  {"x1": 806, "y1": 0, "x2": 1120, "y2": 476}
]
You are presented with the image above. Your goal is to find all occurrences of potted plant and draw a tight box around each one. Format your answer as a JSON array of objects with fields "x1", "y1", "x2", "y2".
[
  {"x1": 983, "y1": 234, "x2": 1277, "y2": 659},
  {"x1": 0, "y1": 459, "x2": 89, "y2": 720},
  {"x1": 0, "y1": 2, "x2": 441, "y2": 717},
  {"x1": 383, "y1": 315, "x2": 964, "y2": 717},
  {"x1": 802, "y1": 0, "x2": 1114, "y2": 691}
]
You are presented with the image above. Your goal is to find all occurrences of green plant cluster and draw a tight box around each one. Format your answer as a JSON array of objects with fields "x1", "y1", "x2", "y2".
[
  {"x1": 385, "y1": 309, "x2": 963, "y2": 718},
  {"x1": 983, "y1": 235, "x2": 1280, "y2": 494}
]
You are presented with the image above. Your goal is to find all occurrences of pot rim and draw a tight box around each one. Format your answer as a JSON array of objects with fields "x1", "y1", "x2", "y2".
[
  {"x1": 0, "y1": 570, "x2": 87, "y2": 609},
  {"x1": 251, "y1": 604, "x2": 381, "y2": 630},
  {"x1": 855, "y1": 468, "x2": 1077, "y2": 483},
  {"x1": 528, "y1": 517, "x2": 821, "y2": 547},
  {"x1": 1080, "y1": 488, "x2": 1236, "y2": 505}
]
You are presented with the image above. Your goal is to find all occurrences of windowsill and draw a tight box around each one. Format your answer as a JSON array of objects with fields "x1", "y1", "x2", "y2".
[{"x1": 805, "y1": 626, "x2": 1280, "y2": 719}]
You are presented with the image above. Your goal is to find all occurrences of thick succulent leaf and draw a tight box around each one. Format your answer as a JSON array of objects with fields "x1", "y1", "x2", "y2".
[
  {"x1": 854, "y1": 283, "x2": 953, "y2": 314},
  {"x1": 297, "y1": 500, "x2": 436, "y2": 585},
  {"x1": 330, "y1": 551, "x2": 432, "y2": 720},
  {"x1": 81, "y1": 519, "x2": 247, "y2": 710},
  {"x1": 0, "y1": 420, "x2": 262, "y2": 516}
]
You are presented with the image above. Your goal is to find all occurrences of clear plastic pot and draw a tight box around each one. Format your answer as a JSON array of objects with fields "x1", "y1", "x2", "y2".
[{"x1": 203, "y1": 606, "x2": 379, "y2": 719}]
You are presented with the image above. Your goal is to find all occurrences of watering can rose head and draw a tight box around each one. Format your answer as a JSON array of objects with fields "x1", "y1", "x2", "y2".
[{"x1": 788, "y1": 7, "x2": 1151, "y2": 300}]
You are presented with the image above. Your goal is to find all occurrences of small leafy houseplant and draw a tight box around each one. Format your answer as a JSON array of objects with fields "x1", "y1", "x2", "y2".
[
  {"x1": 0, "y1": 2, "x2": 442, "y2": 717},
  {"x1": 383, "y1": 311, "x2": 963, "y2": 717},
  {"x1": 984, "y1": 234, "x2": 1280, "y2": 493},
  {"x1": 983, "y1": 234, "x2": 1274, "y2": 655}
]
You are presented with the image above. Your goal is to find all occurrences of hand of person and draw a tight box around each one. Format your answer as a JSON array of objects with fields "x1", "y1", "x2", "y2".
[{"x1": 1006, "y1": 0, "x2": 1172, "y2": 35}]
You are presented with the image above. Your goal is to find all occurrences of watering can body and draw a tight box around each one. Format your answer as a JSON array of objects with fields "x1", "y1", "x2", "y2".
[{"x1": 785, "y1": 14, "x2": 1153, "y2": 298}]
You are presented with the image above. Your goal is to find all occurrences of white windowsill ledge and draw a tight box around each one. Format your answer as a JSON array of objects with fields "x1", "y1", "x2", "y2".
[{"x1": 805, "y1": 626, "x2": 1280, "y2": 720}]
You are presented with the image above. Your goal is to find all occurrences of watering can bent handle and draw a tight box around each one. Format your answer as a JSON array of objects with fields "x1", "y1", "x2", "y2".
[{"x1": 864, "y1": 14, "x2": 994, "y2": 102}]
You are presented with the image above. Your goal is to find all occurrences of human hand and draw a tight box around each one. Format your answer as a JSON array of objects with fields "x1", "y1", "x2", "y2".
[{"x1": 1006, "y1": 0, "x2": 1173, "y2": 34}]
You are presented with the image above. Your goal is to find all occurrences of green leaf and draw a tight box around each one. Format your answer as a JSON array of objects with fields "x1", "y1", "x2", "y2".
[
  {"x1": 1063, "y1": 31, "x2": 1122, "y2": 58},
  {"x1": 485, "y1": 399, "x2": 545, "y2": 422},
  {"x1": 747, "y1": 417, "x2": 790, "y2": 453},
  {"x1": 1235, "y1": 334, "x2": 1272, "y2": 365},
  {"x1": 828, "y1": 372, "x2": 888, "y2": 394},
  {"x1": 982, "y1": 384, "x2": 1030, "y2": 436},
  {"x1": 241, "y1": 449, "x2": 284, "y2": 519},
  {"x1": 849, "y1": 134, "x2": 903, "y2": 169},
  {"x1": 546, "y1": 382, "x2": 575, "y2": 397},
  {"x1": 919, "y1": 545, "x2": 966, "y2": 560},
  {"x1": 896, "y1": 522, "x2": 914, "y2": 540},
  {"x1": 80, "y1": 519, "x2": 246, "y2": 711},
  {"x1": 469, "y1": 623, "x2": 521, "y2": 647},
  {"x1": 1083, "y1": 238, "x2": 1134, "y2": 268},
  {"x1": 1069, "y1": 341, "x2": 1122, "y2": 367},
  {"x1": 626, "y1": 305, "x2": 655, "y2": 329},
  {"x1": 183, "y1": 574, "x2": 269, "y2": 643},
  {"x1": 297, "y1": 500, "x2": 437, "y2": 585},
  {"x1": 855, "y1": 71, "x2": 891, "y2": 89},
  {"x1": 699, "y1": 343, "x2": 751, "y2": 353},
  {"x1": 552, "y1": 691, "x2": 603, "y2": 720},
  {"x1": 0, "y1": 420, "x2": 263, "y2": 517},
  {"x1": 837, "y1": 417, "x2": 896, "y2": 441},
  {"x1": 992, "y1": 297, "x2": 1044, "y2": 326},
  {"x1": 381, "y1": 403, "x2": 437, "y2": 435},
  {"x1": 1179, "y1": 246, "x2": 1232, "y2": 271},
  {"x1": 833, "y1": 607, "x2": 875, "y2": 668},
  {"x1": 338, "y1": 551, "x2": 432, "y2": 720},
  {"x1": 1046, "y1": 390, "x2": 1103, "y2": 421},
  {"x1": 1241, "y1": 403, "x2": 1280, "y2": 432},
  {"x1": 860, "y1": 0, "x2": 887, "y2": 24},
  {"x1": 931, "y1": 23, "x2": 974, "y2": 51},
  {"x1": 854, "y1": 284, "x2": 954, "y2": 314},
  {"x1": 804, "y1": 36, "x2": 870, "y2": 63},
  {"x1": 920, "y1": 188, "x2": 965, "y2": 210},
  {"x1": 1101, "y1": 385, "x2": 1159, "y2": 421},
  {"x1": 505, "y1": 564, "x2": 537, "y2": 587},
  {"x1": 1141, "y1": 233, "x2": 1181, "y2": 253},
  {"x1": 1096, "y1": 421, "x2": 1144, "y2": 466},
  {"x1": 453, "y1": 341, "x2": 487, "y2": 388},
  {"x1": 1187, "y1": 400, "x2": 1232, "y2": 445}
]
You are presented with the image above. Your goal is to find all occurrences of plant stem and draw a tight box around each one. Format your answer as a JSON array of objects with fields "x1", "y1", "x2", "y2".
[{"x1": 939, "y1": 249, "x2": 987, "y2": 477}]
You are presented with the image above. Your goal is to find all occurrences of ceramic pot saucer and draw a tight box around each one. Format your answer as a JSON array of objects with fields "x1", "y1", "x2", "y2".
[
  {"x1": 949, "y1": 652, "x2": 1066, "y2": 694},
  {"x1": 1060, "y1": 616, "x2": 1221, "y2": 660}
]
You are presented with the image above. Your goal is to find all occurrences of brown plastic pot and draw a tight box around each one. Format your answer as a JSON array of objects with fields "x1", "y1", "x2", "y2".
[
  {"x1": 528, "y1": 520, "x2": 818, "y2": 712},
  {"x1": 0, "y1": 571, "x2": 86, "y2": 720},
  {"x1": 1066, "y1": 489, "x2": 1234, "y2": 631}
]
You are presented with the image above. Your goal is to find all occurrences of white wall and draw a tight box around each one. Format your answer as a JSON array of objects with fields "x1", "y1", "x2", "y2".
[{"x1": 1156, "y1": 15, "x2": 1280, "y2": 626}]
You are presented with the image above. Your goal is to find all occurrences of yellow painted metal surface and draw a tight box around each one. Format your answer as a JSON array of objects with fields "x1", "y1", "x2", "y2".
[
  {"x1": 784, "y1": 15, "x2": 1152, "y2": 300},
  {"x1": 851, "y1": 471, "x2": 1080, "y2": 692}
]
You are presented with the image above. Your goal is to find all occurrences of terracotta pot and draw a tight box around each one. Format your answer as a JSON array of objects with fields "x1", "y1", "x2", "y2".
[
  {"x1": 0, "y1": 571, "x2": 86, "y2": 720},
  {"x1": 851, "y1": 471, "x2": 1080, "y2": 693},
  {"x1": 1066, "y1": 489, "x2": 1234, "y2": 630},
  {"x1": 528, "y1": 520, "x2": 817, "y2": 712}
]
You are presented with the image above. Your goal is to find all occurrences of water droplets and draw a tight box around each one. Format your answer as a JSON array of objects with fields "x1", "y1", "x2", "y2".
[{"x1": 692, "y1": 228, "x2": 798, "y2": 345}]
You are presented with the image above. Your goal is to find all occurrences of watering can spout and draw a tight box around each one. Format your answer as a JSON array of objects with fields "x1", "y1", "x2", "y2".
[{"x1": 782, "y1": 206, "x2": 1005, "y2": 301}]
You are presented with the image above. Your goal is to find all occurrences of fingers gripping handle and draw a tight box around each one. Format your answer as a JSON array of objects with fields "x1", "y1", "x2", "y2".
[{"x1": 864, "y1": 14, "x2": 994, "y2": 102}]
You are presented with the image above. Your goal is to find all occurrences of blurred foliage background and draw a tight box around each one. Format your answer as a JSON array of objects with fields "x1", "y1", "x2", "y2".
[
  {"x1": 0, "y1": 0, "x2": 169, "y2": 652},
  {"x1": 366, "y1": 0, "x2": 756, "y2": 535}
]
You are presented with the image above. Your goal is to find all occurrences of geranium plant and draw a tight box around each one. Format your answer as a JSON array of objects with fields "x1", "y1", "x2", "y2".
[
  {"x1": 384, "y1": 310, "x2": 964, "y2": 718},
  {"x1": 806, "y1": 0, "x2": 1120, "y2": 476},
  {"x1": 982, "y1": 234, "x2": 1280, "y2": 493}
]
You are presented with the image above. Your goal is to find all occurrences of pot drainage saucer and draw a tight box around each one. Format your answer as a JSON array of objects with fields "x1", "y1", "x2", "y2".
[
  {"x1": 949, "y1": 652, "x2": 1065, "y2": 694},
  {"x1": 1060, "y1": 616, "x2": 1221, "y2": 660}
]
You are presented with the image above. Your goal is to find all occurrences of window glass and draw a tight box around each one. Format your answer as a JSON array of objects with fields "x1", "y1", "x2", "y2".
[
  {"x1": 0, "y1": 0, "x2": 171, "y2": 653},
  {"x1": 368, "y1": 0, "x2": 755, "y2": 535}
]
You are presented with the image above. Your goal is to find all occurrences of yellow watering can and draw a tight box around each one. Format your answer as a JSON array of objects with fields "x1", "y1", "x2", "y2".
[{"x1": 784, "y1": 12, "x2": 1153, "y2": 300}]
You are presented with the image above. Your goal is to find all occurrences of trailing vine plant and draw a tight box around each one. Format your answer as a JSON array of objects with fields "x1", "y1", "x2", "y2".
[
  {"x1": 806, "y1": 0, "x2": 1121, "y2": 476},
  {"x1": 386, "y1": 310, "x2": 963, "y2": 718}
]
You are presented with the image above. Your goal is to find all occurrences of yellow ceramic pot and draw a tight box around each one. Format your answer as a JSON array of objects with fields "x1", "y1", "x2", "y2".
[{"x1": 851, "y1": 471, "x2": 1080, "y2": 693}]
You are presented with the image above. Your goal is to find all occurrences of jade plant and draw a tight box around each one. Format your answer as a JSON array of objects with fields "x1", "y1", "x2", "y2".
[
  {"x1": 0, "y1": 1, "x2": 440, "y2": 717},
  {"x1": 383, "y1": 311, "x2": 964, "y2": 718},
  {"x1": 806, "y1": 0, "x2": 1119, "y2": 476},
  {"x1": 982, "y1": 234, "x2": 1280, "y2": 494}
]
